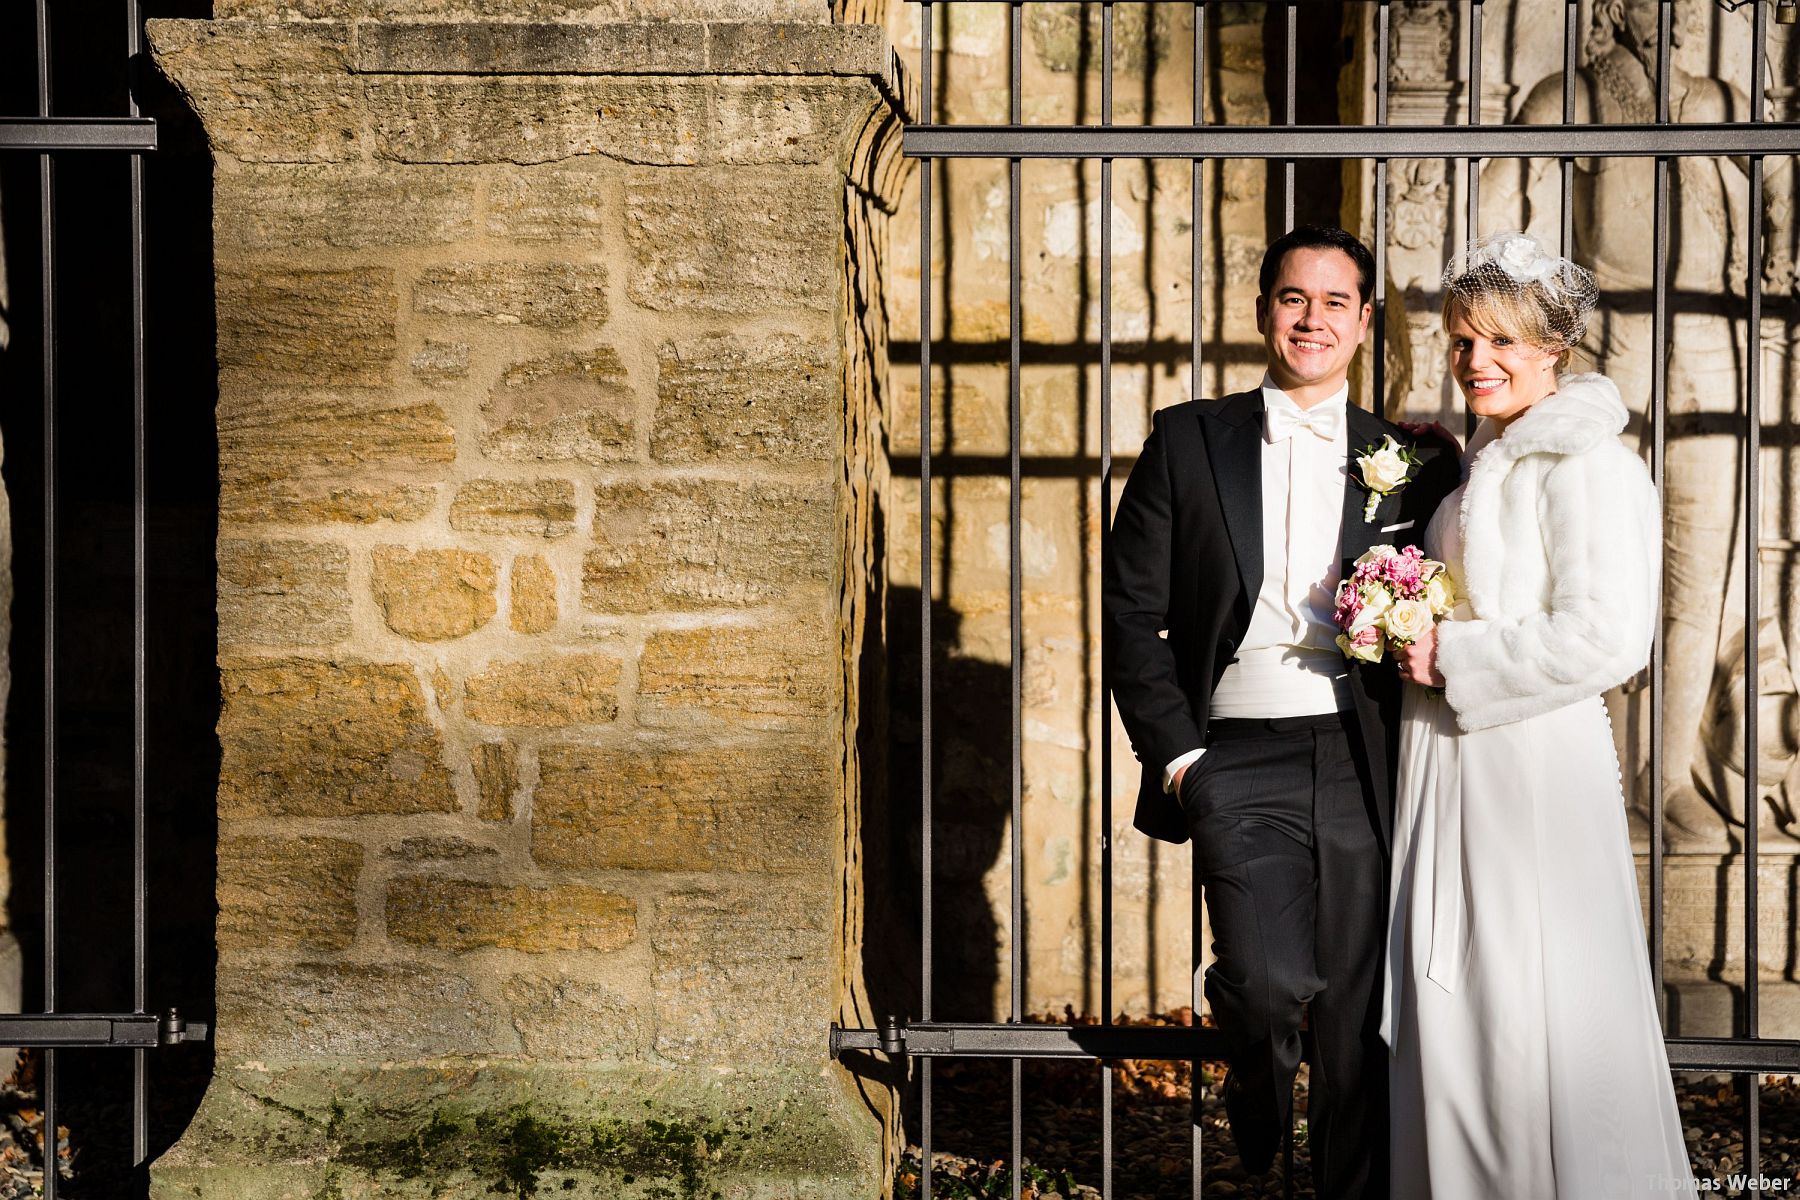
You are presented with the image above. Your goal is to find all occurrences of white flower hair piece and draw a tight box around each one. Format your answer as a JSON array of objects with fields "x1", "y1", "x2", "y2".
[{"x1": 1442, "y1": 230, "x2": 1600, "y2": 353}]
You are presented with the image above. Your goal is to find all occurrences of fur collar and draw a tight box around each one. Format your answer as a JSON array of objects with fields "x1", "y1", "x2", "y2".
[
  {"x1": 1470, "y1": 373, "x2": 1628, "y2": 465},
  {"x1": 1455, "y1": 372, "x2": 1628, "y2": 619}
]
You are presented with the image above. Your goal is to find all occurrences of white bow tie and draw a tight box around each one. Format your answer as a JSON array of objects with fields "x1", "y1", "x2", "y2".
[{"x1": 1264, "y1": 402, "x2": 1344, "y2": 442}]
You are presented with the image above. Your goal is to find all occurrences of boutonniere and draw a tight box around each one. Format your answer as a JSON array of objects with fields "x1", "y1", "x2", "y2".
[{"x1": 1353, "y1": 435, "x2": 1422, "y2": 521}]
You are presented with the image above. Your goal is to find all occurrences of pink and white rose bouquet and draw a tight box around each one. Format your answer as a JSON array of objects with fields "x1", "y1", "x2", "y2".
[{"x1": 1332, "y1": 544, "x2": 1458, "y2": 664}]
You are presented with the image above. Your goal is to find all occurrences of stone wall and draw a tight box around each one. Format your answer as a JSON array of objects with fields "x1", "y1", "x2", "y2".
[{"x1": 148, "y1": 14, "x2": 908, "y2": 1197}]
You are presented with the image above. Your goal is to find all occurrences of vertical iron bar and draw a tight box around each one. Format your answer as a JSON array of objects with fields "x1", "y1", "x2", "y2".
[
  {"x1": 1099, "y1": 3, "x2": 1117, "y2": 1192},
  {"x1": 1283, "y1": 2, "x2": 1296, "y2": 230},
  {"x1": 1100, "y1": 6, "x2": 1115, "y2": 1197},
  {"x1": 1375, "y1": 0, "x2": 1390, "y2": 417},
  {"x1": 1192, "y1": 2, "x2": 1205, "y2": 397},
  {"x1": 918, "y1": 5, "x2": 935, "y2": 1194},
  {"x1": 1648, "y1": 0, "x2": 1673, "y2": 1013},
  {"x1": 1190, "y1": 9, "x2": 1206, "y2": 1194},
  {"x1": 1744, "y1": 0, "x2": 1768, "y2": 1176},
  {"x1": 1462, "y1": 0, "x2": 1484, "y2": 440},
  {"x1": 1195, "y1": 2, "x2": 1209, "y2": 1194},
  {"x1": 1560, "y1": 0, "x2": 1576, "y2": 256},
  {"x1": 1009, "y1": 7, "x2": 1023, "y2": 1198},
  {"x1": 1467, "y1": 0, "x2": 1483, "y2": 239},
  {"x1": 127, "y1": 0, "x2": 151, "y2": 1167},
  {"x1": 34, "y1": 0, "x2": 58, "y2": 1189}
]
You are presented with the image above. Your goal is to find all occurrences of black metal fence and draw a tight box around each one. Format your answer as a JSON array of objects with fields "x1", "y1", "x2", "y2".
[
  {"x1": 0, "y1": 2, "x2": 209, "y2": 1195},
  {"x1": 833, "y1": 1, "x2": 1800, "y2": 1196}
]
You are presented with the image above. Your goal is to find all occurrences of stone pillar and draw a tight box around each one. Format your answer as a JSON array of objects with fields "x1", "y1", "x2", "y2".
[{"x1": 146, "y1": 14, "x2": 907, "y2": 1196}]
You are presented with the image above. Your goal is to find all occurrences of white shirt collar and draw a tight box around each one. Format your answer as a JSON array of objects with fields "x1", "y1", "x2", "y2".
[{"x1": 1260, "y1": 373, "x2": 1349, "y2": 416}]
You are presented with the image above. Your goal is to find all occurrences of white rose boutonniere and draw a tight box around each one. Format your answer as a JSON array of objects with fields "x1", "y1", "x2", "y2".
[{"x1": 1353, "y1": 434, "x2": 1422, "y2": 521}]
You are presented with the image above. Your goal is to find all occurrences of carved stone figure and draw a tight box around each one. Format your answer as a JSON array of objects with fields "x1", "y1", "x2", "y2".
[{"x1": 1483, "y1": 0, "x2": 1796, "y2": 849}]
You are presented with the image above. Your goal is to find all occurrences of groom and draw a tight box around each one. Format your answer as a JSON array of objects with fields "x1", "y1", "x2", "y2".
[{"x1": 1103, "y1": 225, "x2": 1457, "y2": 1198}]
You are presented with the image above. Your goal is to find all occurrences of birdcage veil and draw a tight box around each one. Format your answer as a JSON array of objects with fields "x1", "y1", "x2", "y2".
[{"x1": 1442, "y1": 231, "x2": 1599, "y2": 354}]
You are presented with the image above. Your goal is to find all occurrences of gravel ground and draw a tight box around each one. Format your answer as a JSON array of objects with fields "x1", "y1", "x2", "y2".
[
  {"x1": 0, "y1": 1054, "x2": 74, "y2": 1200},
  {"x1": 893, "y1": 1009, "x2": 1800, "y2": 1200}
]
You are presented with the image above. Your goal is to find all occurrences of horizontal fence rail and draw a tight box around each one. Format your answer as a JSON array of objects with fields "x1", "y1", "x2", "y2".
[
  {"x1": 905, "y1": 121, "x2": 1800, "y2": 159},
  {"x1": 0, "y1": 118, "x2": 158, "y2": 152},
  {"x1": 832, "y1": 1021, "x2": 1800, "y2": 1075}
]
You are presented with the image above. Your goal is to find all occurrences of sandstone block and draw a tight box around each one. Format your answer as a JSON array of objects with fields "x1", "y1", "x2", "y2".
[
  {"x1": 482, "y1": 348, "x2": 636, "y2": 464},
  {"x1": 652, "y1": 881, "x2": 830, "y2": 1063},
  {"x1": 449, "y1": 479, "x2": 577, "y2": 538},
  {"x1": 624, "y1": 168, "x2": 838, "y2": 313},
  {"x1": 382, "y1": 836, "x2": 498, "y2": 863},
  {"x1": 413, "y1": 261, "x2": 607, "y2": 328},
  {"x1": 502, "y1": 974, "x2": 648, "y2": 1061},
  {"x1": 385, "y1": 877, "x2": 636, "y2": 953},
  {"x1": 222, "y1": 479, "x2": 440, "y2": 526},
  {"x1": 370, "y1": 546, "x2": 498, "y2": 641},
  {"x1": 637, "y1": 625, "x2": 833, "y2": 728},
  {"x1": 216, "y1": 960, "x2": 509, "y2": 1060},
  {"x1": 217, "y1": 539, "x2": 351, "y2": 647},
  {"x1": 218, "y1": 835, "x2": 362, "y2": 952},
  {"x1": 410, "y1": 340, "x2": 470, "y2": 386},
  {"x1": 532, "y1": 743, "x2": 832, "y2": 873},
  {"x1": 214, "y1": 166, "x2": 475, "y2": 250},
  {"x1": 472, "y1": 741, "x2": 519, "y2": 821},
  {"x1": 509, "y1": 555, "x2": 559, "y2": 634},
  {"x1": 485, "y1": 167, "x2": 607, "y2": 241},
  {"x1": 219, "y1": 657, "x2": 458, "y2": 818},
  {"x1": 464, "y1": 653, "x2": 621, "y2": 727},
  {"x1": 217, "y1": 268, "x2": 397, "y2": 389},
  {"x1": 651, "y1": 332, "x2": 836, "y2": 462},
  {"x1": 583, "y1": 478, "x2": 833, "y2": 612}
]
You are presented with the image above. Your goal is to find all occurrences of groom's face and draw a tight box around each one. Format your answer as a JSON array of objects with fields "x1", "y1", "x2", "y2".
[{"x1": 1255, "y1": 246, "x2": 1372, "y2": 404}]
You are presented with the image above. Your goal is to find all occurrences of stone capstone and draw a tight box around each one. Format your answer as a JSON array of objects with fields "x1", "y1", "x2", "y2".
[{"x1": 370, "y1": 545, "x2": 498, "y2": 641}]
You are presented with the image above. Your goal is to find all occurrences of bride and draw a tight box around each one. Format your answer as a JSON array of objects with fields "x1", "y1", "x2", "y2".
[{"x1": 1383, "y1": 232, "x2": 1698, "y2": 1197}]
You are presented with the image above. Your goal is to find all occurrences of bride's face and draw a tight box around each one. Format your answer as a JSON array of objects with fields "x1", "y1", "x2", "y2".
[{"x1": 1445, "y1": 304, "x2": 1560, "y2": 429}]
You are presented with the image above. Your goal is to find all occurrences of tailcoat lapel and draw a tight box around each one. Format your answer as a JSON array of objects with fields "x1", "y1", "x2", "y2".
[
  {"x1": 1199, "y1": 391, "x2": 1265, "y2": 607},
  {"x1": 1339, "y1": 402, "x2": 1398, "y2": 566}
]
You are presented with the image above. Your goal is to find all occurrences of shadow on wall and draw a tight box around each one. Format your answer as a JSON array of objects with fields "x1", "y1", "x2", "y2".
[{"x1": 0, "y1": 2, "x2": 219, "y2": 1194}]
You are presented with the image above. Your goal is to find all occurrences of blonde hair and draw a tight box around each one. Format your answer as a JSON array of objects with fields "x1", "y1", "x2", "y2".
[{"x1": 1440, "y1": 286, "x2": 1574, "y2": 371}]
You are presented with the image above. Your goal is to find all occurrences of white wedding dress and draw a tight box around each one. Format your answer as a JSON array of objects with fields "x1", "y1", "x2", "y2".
[{"x1": 1381, "y1": 476, "x2": 1698, "y2": 1199}]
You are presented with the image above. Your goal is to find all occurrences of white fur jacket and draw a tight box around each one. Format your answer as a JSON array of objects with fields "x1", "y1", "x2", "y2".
[{"x1": 1436, "y1": 373, "x2": 1662, "y2": 733}]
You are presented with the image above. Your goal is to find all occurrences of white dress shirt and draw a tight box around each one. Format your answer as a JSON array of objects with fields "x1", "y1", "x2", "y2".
[{"x1": 1162, "y1": 375, "x2": 1353, "y2": 792}]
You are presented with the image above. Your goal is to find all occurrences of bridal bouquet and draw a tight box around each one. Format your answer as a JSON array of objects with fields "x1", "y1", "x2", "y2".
[{"x1": 1332, "y1": 544, "x2": 1457, "y2": 664}]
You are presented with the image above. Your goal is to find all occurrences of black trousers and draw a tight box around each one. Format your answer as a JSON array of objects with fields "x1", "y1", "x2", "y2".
[{"x1": 1180, "y1": 711, "x2": 1388, "y2": 1200}]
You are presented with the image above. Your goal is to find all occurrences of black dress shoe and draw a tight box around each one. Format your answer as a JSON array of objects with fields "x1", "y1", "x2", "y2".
[{"x1": 1222, "y1": 1069, "x2": 1279, "y2": 1175}]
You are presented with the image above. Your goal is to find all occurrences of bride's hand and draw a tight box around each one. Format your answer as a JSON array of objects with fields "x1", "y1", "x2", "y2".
[
  {"x1": 1397, "y1": 420, "x2": 1463, "y2": 458},
  {"x1": 1396, "y1": 625, "x2": 1446, "y2": 688}
]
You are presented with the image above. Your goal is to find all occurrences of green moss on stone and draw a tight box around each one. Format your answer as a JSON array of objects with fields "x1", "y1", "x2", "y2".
[{"x1": 333, "y1": 1103, "x2": 750, "y2": 1199}]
